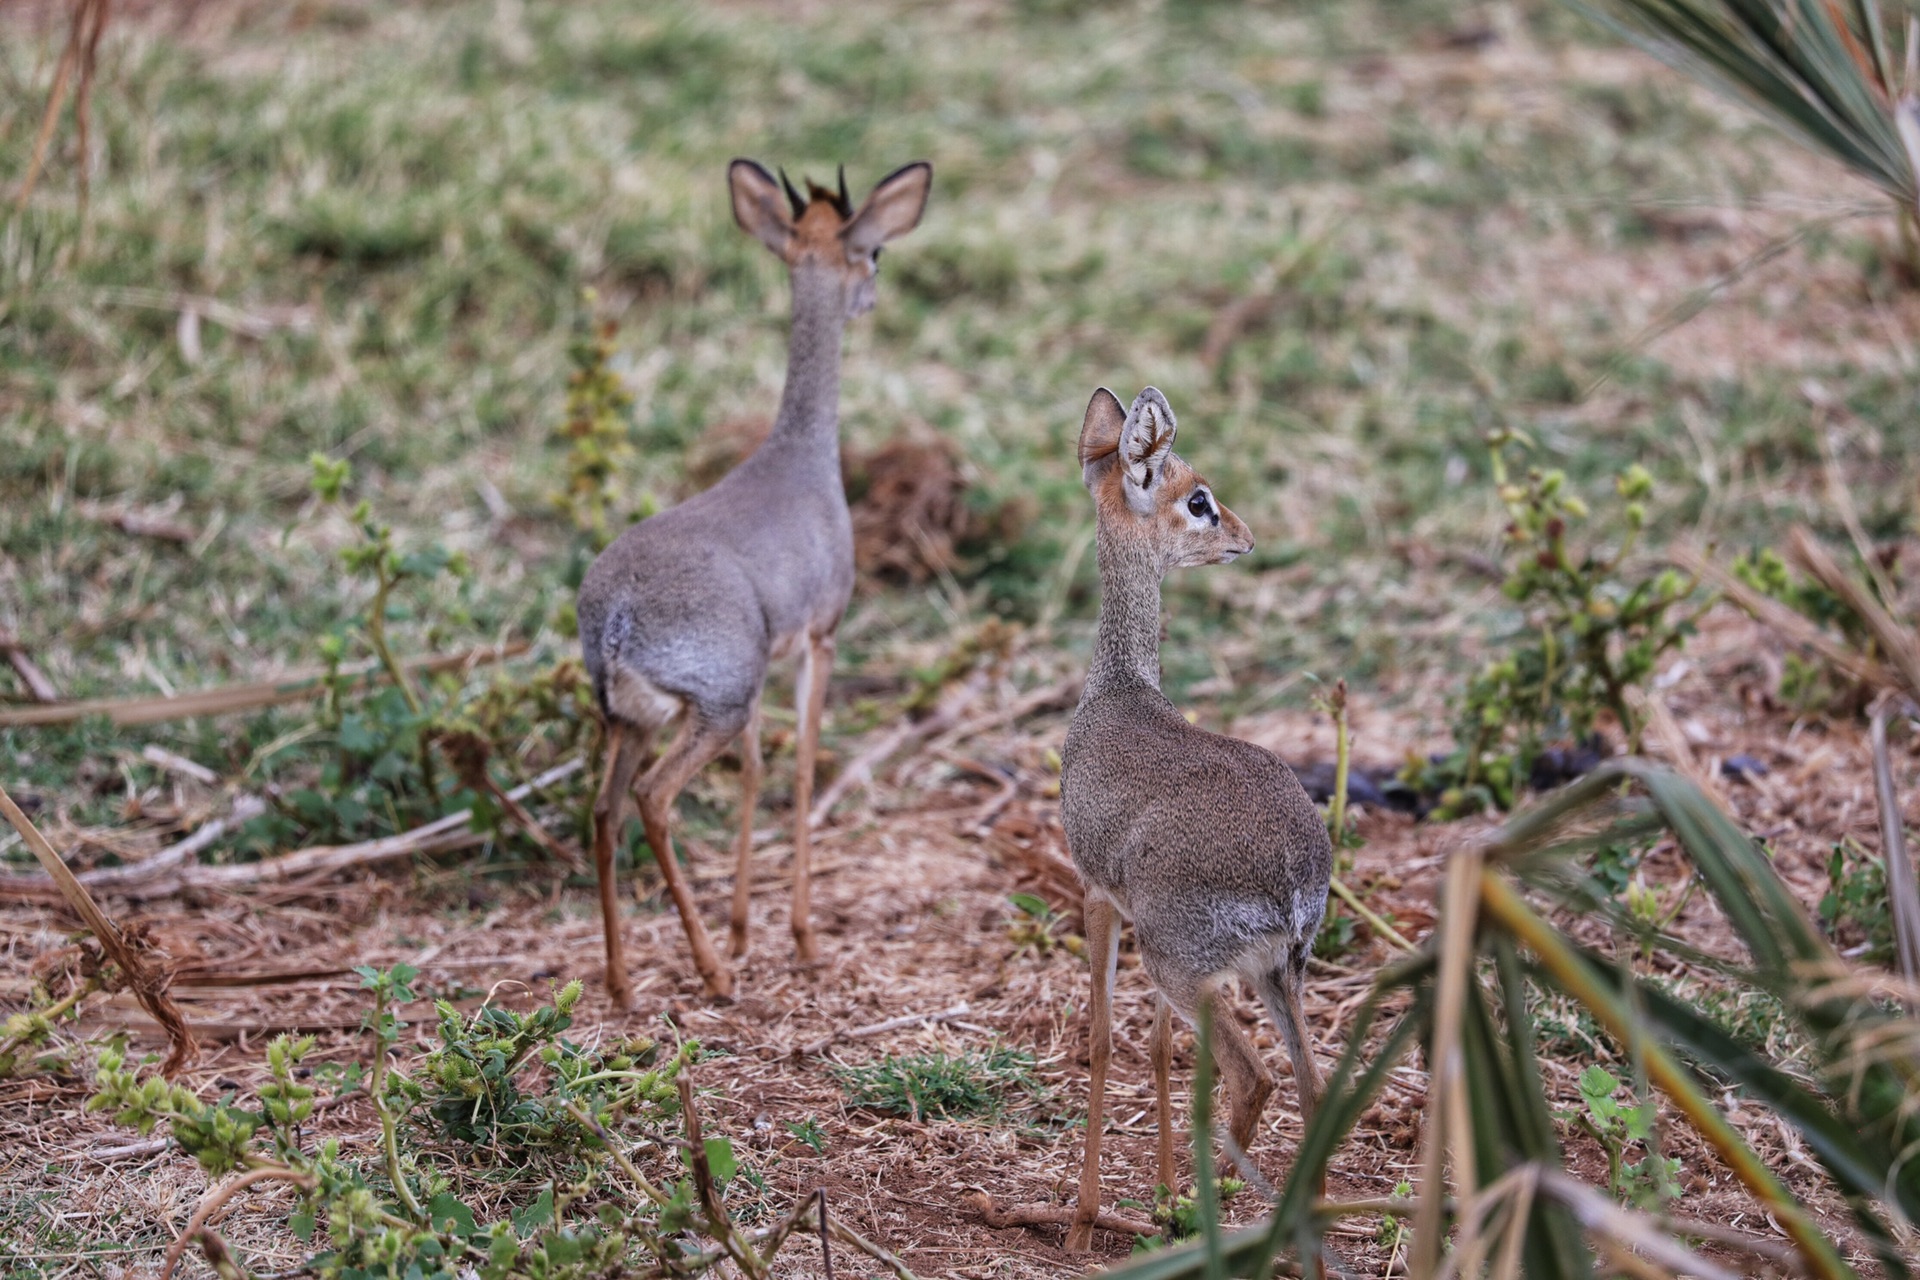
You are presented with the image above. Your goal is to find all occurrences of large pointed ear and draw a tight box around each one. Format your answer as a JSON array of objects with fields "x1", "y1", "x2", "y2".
[
  {"x1": 842, "y1": 161, "x2": 932, "y2": 258},
  {"x1": 729, "y1": 159, "x2": 794, "y2": 259},
  {"x1": 1116, "y1": 387, "x2": 1177, "y2": 513},
  {"x1": 1078, "y1": 388, "x2": 1127, "y2": 493}
]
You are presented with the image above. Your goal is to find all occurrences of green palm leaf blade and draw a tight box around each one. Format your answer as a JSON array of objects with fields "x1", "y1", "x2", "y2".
[
  {"x1": 1627, "y1": 974, "x2": 1919, "y2": 1268},
  {"x1": 1100, "y1": 763, "x2": 1918, "y2": 1277},
  {"x1": 1574, "y1": 0, "x2": 1917, "y2": 205},
  {"x1": 1495, "y1": 937, "x2": 1595, "y2": 1277},
  {"x1": 1092, "y1": 985, "x2": 1424, "y2": 1280}
]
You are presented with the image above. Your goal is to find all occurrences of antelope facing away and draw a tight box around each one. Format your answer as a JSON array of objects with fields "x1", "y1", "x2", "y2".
[
  {"x1": 1061, "y1": 387, "x2": 1331, "y2": 1250},
  {"x1": 577, "y1": 159, "x2": 933, "y2": 1005}
]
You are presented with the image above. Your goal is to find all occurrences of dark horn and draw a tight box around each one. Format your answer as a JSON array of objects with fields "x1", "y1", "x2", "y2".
[
  {"x1": 837, "y1": 164, "x2": 851, "y2": 215},
  {"x1": 779, "y1": 167, "x2": 806, "y2": 219}
]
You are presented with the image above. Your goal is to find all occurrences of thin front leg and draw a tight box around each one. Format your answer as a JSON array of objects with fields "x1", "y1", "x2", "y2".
[
  {"x1": 1067, "y1": 896, "x2": 1119, "y2": 1252},
  {"x1": 789, "y1": 635, "x2": 833, "y2": 963},
  {"x1": 635, "y1": 715, "x2": 738, "y2": 999},
  {"x1": 591, "y1": 722, "x2": 649, "y2": 1010},
  {"x1": 728, "y1": 697, "x2": 763, "y2": 959},
  {"x1": 1151, "y1": 996, "x2": 1177, "y2": 1198}
]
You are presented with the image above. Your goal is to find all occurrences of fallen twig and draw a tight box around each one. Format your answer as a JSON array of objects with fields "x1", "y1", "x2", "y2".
[
  {"x1": 0, "y1": 759, "x2": 582, "y2": 900},
  {"x1": 160, "y1": 1165, "x2": 315, "y2": 1280},
  {"x1": 89, "y1": 285, "x2": 316, "y2": 339},
  {"x1": 0, "y1": 640, "x2": 527, "y2": 728},
  {"x1": 925, "y1": 673, "x2": 1081, "y2": 755},
  {"x1": 0, "y1": 629, "x2": 60, "y2": 704},
  {"x1": 962, "y1": 1190, "x2": 1155, "y2": 1240},
  {"x1": 102, "y1": 794, "x2": 269, "y2": 884},
  {"x1": 0, "y1": 780, "x2": 197, "y2": 1075},
  {"x1": 14, "y1": 0, "x2": 112, "y2": 216},
  {"x1": 808, "y1": 666, "x2": 989, "y2": 827},
  {"x1": 1538, "y1": 1168, "x2": 1746, "y2": 1280},
  {"x1": 1329, "y1": 876, "x2": 1417, "y2": 954},
  {"x1": 74, "y1": 498, "x2": 198, "y2": 545},
  {"x1": 678, "y1": 1075, "x2": 767, "y2": 1279},
  {"x1": 0, "y1": 795, "x2": 281, "y2": 903},
  {"x1": 825, "y1": 1215, "x2": 917, "y2": 1280},
  {"x1": 139, "y1": 745, "x2": 221, "y2": 786},
  {"x1": 797, "y1": 1002, "x2": 971, "y2": 1058}
]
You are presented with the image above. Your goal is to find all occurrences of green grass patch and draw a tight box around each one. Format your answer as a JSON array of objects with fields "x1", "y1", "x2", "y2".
[{"x1": 831, "y1": 1047, "x2": 1043, "y2": 1121}]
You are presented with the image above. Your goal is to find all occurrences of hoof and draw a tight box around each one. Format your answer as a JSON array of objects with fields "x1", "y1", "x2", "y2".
[{"x1": 699, "y1": 966, "x2": 736, "y2": 1001}]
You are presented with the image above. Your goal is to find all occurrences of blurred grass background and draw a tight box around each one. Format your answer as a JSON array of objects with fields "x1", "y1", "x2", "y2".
[{"x1": 2, "y1": 0, "x2": 1915, "y2": 814}]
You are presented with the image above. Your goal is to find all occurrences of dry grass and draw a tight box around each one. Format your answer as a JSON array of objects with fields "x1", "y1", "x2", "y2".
[
  {"x1": 4, "y1": 605, "x2": 1915, "y2": 1277},
  {"x1": 4, "y1": 0, "x2": 1920, "y2": 1274}
]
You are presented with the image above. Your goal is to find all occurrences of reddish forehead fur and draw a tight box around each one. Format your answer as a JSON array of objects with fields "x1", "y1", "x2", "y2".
[{"x1": 790, "y1": 199, "x2": 849, "y2": 248}]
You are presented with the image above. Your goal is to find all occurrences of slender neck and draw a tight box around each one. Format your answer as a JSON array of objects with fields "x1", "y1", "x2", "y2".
[
  {"x1": 1086, "y1": 528, "x2": 1164, "y2": 696},
  {"x1": 769, "y1": 266, "x2": 848, "y2": 447}
]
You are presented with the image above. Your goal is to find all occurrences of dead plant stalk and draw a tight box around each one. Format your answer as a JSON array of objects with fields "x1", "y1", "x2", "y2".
[{"x1": 0, "y1": 779, "x2": 196, "y2": 1073}]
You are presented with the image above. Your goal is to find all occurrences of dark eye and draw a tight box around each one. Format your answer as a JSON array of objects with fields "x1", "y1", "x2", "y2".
[{"x1": 1187, "y1": 491, "x2": 1211, "y2": 518}]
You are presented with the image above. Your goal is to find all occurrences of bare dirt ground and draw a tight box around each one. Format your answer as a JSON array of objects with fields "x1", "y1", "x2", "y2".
[{"x1": 3, "y1": 601, "x2": 1912, "y2": 1279}]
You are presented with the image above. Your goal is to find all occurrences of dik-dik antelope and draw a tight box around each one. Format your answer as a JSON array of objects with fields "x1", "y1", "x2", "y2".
[
  {"x1": 1061, "y1": 386, "x2": 1330, "y2": 1249},
  {"x1": 577, "y1": 159, "x2": 932, "y2": 1004}
]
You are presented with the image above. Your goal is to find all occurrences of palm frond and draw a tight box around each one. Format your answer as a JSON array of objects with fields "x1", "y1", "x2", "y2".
[
  {"x1": 1098, "y1": 763, "x2": 1920, "y2": 1279},
  {"x1": 1576, "y1": 0, "x2": 1919, "y2": 209}
]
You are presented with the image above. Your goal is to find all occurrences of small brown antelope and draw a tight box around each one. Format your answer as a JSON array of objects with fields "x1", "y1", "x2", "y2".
[
  {"x1": 1061, "y1": 387, "x2": 1331, "y2": 1250},
  {"x1": 578, "y1": 158, "x2": 932, "y2": 1004}
]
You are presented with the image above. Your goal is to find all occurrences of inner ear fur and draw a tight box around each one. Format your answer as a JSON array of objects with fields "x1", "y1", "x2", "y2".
[
  {"x1": 1079, "y1": 388, "x2": 1127, "y2": 492},
  {"x1": 729, "y1": 158, "x2": 794, "y2": 258},
  {"x1": 842, "y1": 161, "x2": 933, "y2": 257},
  {"x1": 1118, "y1": 387, "x2": 1177, "y2": 510}
]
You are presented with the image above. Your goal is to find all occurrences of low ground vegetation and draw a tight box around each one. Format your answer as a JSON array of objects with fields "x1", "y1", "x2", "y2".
[{"x1": 4, "y1": 0, "x2": 1920, "y2": 1276}]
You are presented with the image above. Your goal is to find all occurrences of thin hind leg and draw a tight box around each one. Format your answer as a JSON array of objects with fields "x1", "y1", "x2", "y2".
[
  {"x1": 635, "y1": 710, "x2": 744, "y2": 999},
  {"x1": 727, "y1": 696, "x2": 763, "y2": 959},
  {"x1": 591, "y1": 721, "x2": 652, "y2": 1010},
  {"x1": 1204, "y1": 985, "x2": 1276, "y2": 1154},
  {"x1": 1255, "y1": 948, "x2": 1323, "y2": 1126},
  {"x1": 1255, "y1": 947, "x2": 1326, "y2": 1201},
  {"x1": 1153, "y1": 968, "x2": 1274, "y2": 1175}
]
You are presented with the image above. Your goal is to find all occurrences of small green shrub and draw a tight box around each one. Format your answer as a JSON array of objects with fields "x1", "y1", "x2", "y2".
[
  {"x1": 550, "y1": 292, "x2": 644, "y2": 551},
  {"x1": 1126, "y1": 1176, "x2": 1248, "y2": 1253},
  {"x1": 1564, "y1": 1065, "x2": 1680, "y2": 1211},
  {"x1": 1005, "y1": 892, "x2": 1083, "y2": 959},
  {"x1": 80, "y1": 967, "x2": 841, "y2": 1279},
  {"x1": 1408, "y1": 431, "x2": 1707, "y2": 817},
  {"x1": 1821, "y1": 837, "x2": 1894, "y2": 965},
  {"x1": 1731, "y1": 545, "x2": 1899, "y2": 713}
]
